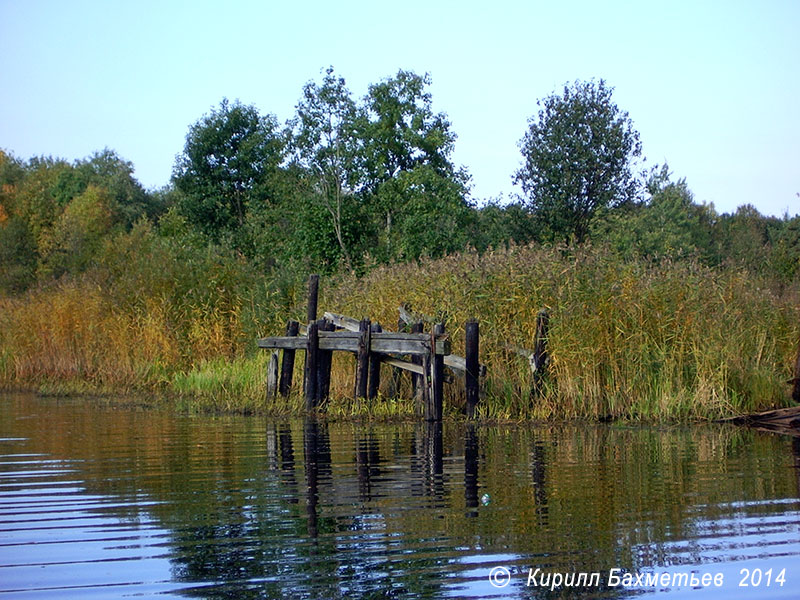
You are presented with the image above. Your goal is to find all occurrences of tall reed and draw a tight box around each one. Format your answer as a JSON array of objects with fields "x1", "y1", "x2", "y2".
[{"x1": 1, "y1": 237, "x2": 797, "y2": 420}]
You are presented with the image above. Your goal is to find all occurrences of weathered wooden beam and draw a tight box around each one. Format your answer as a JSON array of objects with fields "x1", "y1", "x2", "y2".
[
  {"x1": 259, "y1": 336, "x2": 308, "y2": 350},
  {"x1": 443, "y1": 355, "x2": 486, "y2": 377},
  {"x1": 379, "y1": 354, "x2": 425, "y2": 376},
  {"x1": 279, "y1": 320, "x2": 299, "y2": 398},
  {"x1": 465, "y1": 319, "x2": 479, "y2": 418},
  {"x1": 266, "y1": 350, "x2": 279, "y2": 402},
  {"x1": 323, "y1": 311, "x2": 360, "y2": 332},
  {"x1": 259, "y1": 331, "x2": 451, "y2": 355}
]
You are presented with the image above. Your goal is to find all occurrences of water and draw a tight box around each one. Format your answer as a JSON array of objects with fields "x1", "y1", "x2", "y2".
[{"x1": 1, "y1": 393, "x2": 799, "y2": 599}]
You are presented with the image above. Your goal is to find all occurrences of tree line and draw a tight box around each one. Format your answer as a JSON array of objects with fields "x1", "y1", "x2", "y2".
[{"x1": 1, "y1": 70, "x2": 798, "y2": 296}]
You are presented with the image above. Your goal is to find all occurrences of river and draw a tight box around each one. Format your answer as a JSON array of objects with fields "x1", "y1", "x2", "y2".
[{"x1": 1, "y1": 393, "x2": 798, "y2": 599}]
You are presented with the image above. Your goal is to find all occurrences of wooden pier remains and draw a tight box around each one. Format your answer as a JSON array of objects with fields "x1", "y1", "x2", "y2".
[{"x1": 258, "y1": 275, "x2": 485, "y2": 421}]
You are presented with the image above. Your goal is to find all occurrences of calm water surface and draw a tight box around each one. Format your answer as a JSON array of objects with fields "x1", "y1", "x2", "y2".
[{"x1": 1, "y1": 393, "x2": 799, "y2": 599}]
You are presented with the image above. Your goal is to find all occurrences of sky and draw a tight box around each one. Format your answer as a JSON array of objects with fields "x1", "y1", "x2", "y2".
[{"x1": 1, "y1": 0, "x2": 798, "y2": 217}]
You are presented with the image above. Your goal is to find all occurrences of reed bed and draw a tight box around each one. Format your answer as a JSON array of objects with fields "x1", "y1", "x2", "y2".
[{"x1": 1, "y1": 238, "x2": 797, "y2": 420}]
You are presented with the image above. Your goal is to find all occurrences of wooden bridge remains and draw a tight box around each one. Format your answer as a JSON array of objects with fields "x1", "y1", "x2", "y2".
[{"x1": 257, "y1": 275, "x2": 485, "y2": 421}]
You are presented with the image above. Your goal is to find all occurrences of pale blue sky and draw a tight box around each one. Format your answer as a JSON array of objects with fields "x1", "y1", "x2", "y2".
[{"x1": 1, "y1": 0, "x2": 798, "y2": 216}]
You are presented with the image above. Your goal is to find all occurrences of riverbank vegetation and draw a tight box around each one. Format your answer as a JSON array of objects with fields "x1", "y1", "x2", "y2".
[{"x1": 1, "y1": 71, "x2": 798, "y2": 420}]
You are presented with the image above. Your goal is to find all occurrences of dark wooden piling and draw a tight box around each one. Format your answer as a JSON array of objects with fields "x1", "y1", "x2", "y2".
[
  {"x1": 354, "y1": 318, "x2": 371, "y2": 400},
  {"x1": 302, "y1": 274, "x2": 320, "y2": 397},
  {"x1": 531, "y1": 309, "x2": 550, "y2": 397},
  {"x1": 316, "y1": 318, "x2": 334, "y2": 403},
  {"x1": 279, "y1": 319, "x2": 300, "y2": 397},
  {"x1": 426, "y1": 323, "x2": 445, "y2": 421},
  {"x1": 305, "y1": 320, "x2": 319, "y2": 410},
  {"x1": 791, "y1": 337, "x2": 800, "y2": 404},
  {"x1": 307, "y1": 274, "x2": 320, "y2": 323},
  {"x1": 368, "y1": 322, "x2": 382, "y2": 400},
  {"x1": 411, "y1": 321, "x2": 424, "y2": 403},
  {"x1": 465, "y1": 319, "x2": 480, "y2": 418}
]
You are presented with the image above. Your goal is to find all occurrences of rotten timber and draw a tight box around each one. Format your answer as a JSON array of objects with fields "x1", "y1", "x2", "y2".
[
  {"x1": 725, "y1": 406, "x2": 800, "y2": 437},
  {"x1": 258, "y1": 330, "x2": 451, "y2": 356}
]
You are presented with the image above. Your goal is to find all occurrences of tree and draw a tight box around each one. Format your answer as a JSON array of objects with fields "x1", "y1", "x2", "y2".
[
  {"x1": 38, "y1": 184, "x2": 113, "y2": 277},
  {"x1": 291, "y1": 68, "x2": 364, "y2": 271},
  {"x1": 514, "y1": 79, "x2": 642, "y2": 243},
  {"x1": 173, "y1": 99, "x2": 285, "y2": 242},
  {"x1": 595, "y1": 165, "x2": 713, "y2": 261},
  {"x1": 359, "y1": 70, "x2": 471, "y2": 261},
  {"x1": 76, "y1": 149, "x2": 162, "y2": 227}
]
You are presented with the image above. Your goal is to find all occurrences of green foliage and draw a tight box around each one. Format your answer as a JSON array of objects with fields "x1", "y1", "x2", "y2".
[
  {"x1": 173, "y1": 99, "x2": 286, "y2": 243},
  {"x1": 515, "y1": 79, "x2": 642, "y2": 243},
  {"x1": 38, "y1": 184, "x2": 114, "y2": 277},
  {"x1": 471, "y1": 199, "x2": 540, "y2": 251},
  {"x1": 359, "y1": 70, "x2": 471, "y2": 262},
  {"x1": 0, "y1": 217, "x2": 37, "y2": 293},
  {"x1": 291, "y1": 68, "x2": 365, "y2": 271},
  {"x1": 595, "y1": 165, "x2": 716, "y2": 261}
]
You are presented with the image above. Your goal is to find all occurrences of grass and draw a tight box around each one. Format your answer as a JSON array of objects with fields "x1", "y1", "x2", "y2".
[{"x1": 1, "y1": 242, "x2": 797, "y2": 421}]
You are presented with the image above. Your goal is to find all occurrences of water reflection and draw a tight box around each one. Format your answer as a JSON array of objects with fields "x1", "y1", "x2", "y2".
[
  {"x1": 464, "y1": 424, "x2": 479, "y2": 515},
  {"x1": 793, "y1": 437, "x2": 800, "y2": 499},
  {"x1": 1, "y1": 395, "x2": 800, "y2": 599}
]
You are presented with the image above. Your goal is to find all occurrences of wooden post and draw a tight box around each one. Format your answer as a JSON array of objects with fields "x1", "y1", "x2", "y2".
[
  {"x1": 279, "y1": 319, "x2": 299, "y2": 397},
  {"x1": 426, "y1": 322, "x2": 445, "y2": 421},
  {"x1": 368, "y1": 322, "x2": 382, "y2": 400},
  {"x1": 316, "y1": 318, "x2": 334, "y2": 403},
  {"x1": 465, "y1": 319, "x2": 479, "y2": 418},
  {"x1": 531, "y1": 309, "x2": 549, "y2": 397},
  {"x1": 266, "y1": 350, "x2": 279, "y2": 402},
  {"x1": 791, "y1": 338, "x2": 800, "y2": 404},
  {"x1": 305, "y1": 321, "x2": 319, "y2": 410},
  {"x1": 354, "y1": 318, "x2": 371, "y2": 400},
  {"x1": 303, "y1": 274, "x2": 320, "y2": 397},
  {"x1": 307, "y1": 274, "x2": 320, "y2": 323},
  {"x1": 411, "y1": 321, "x2": 424, "y2": 404}
]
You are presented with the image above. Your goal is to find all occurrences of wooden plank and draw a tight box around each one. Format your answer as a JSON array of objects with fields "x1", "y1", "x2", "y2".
[
  {"x1": 258, "y1": 336, "x2": 307, "y2": 350},
  {"x1": 443, "y1": 355, "x2": 487, "y2": 377},
  {"x1": 373, "y1": 332, "x2": 450, "y2": 355},
  {"x1": 323, "y1": 311, "x2": 360, "y2": 332},
  {"x1": 260, "y1": 331, "x2": 450, "y2": 355},
  {"x1": 266, "y1": 350, "x2": 279, "y2": 401},
  {"x1": 379, "y1": 355, "x2": 424, "y2": 376}
]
